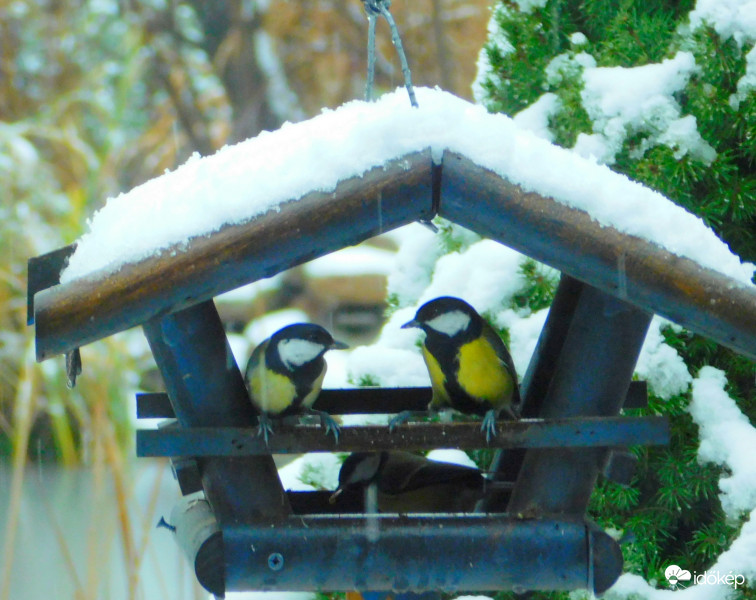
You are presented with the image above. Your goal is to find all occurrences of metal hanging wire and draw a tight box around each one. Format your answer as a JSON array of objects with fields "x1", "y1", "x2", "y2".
[{"x1": 362, "y1": 0, "x2": 418, "y2": 107}]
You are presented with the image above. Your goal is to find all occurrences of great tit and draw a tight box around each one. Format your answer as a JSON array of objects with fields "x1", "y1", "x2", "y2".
[
  {"x1": 390, "y1": 296, "x2": 520, "y2": 442},
  {"x1": 244, "y1": 323, "x2": 348, "y2": 444},
  {"x1": 329, "y1": 451, "x2": 486, "y2": 513}
]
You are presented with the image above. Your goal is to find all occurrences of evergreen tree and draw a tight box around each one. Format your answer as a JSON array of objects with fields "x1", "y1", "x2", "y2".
[{"x1": 471, "y1": 1, "x2": 756, "y2": 597}]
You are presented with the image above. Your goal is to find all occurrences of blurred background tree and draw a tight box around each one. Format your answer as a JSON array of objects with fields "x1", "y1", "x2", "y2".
[
  {"x1": 1, "y1": 0, "x2": 491, "y2": 464},
  {"x1": 1, "y1": 2, "x2": 490, "y2": 597}
]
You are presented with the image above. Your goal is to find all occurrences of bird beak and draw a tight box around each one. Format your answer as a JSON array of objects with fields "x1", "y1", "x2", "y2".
[
  {"x1": 330, "y1": 340, "x2": 349, "y2": 350},
  {"x1": 328, "y1": 487, "x2": 344, "y2": 504},
  {"x1": 401, "y1": 318, "x2": 420, "y2": 329}
]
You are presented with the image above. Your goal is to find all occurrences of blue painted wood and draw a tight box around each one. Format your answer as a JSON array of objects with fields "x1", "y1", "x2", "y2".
[
  {"x1": 136, "y1": 416, "x2": 669, "y2": 457},
  {"x1": 33, "y1": 151, "x2": 434, "y2": 361},
  {"x1": 505, "y1": 284, "x2": 653, "y2": 515},
  {"x1": 26, "y1": 243, "x2": 75, "y2": 326},
  {"x1": 142, "y1": 301, "x2": 289, "y2": 528},
  {"x1": 484, "y1": 274, "x2": 584, "y2": 490},
  {"x1": 220, "y1": 515, "x2": 620, "y2": 594}
]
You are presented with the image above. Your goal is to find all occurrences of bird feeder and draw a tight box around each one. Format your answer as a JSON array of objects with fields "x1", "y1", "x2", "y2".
[{"x1": 27, "y1": 94, "x2": 756, "y2": 599}]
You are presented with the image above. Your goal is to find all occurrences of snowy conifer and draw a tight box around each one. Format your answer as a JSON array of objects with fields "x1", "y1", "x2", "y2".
[{"x1": 470, "y1": 1, "x2": 756, "y2": 597}]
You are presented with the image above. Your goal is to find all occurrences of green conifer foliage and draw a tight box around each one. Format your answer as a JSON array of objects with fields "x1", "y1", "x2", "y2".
[{"x1": 475, "y1": 1, "x2": 755, "y2": 597}]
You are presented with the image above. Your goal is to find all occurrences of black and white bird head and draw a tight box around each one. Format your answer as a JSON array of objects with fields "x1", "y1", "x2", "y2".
[
  {"x1": 329, "y1": 452, "x2": 384, "y2": 503},
  {"x1": 401, "y1": 296, "x2": 480, "y2": 340},
  {"x1": 268, "y1": 323, "x2": 348, "y2": 372}
]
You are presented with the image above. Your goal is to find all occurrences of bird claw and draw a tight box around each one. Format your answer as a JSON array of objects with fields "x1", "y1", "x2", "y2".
[
  {"x1": 481, "y1": 410, "x2": 498, "y2": 444},
  {"x1": 388, "y1": 410, "x2": 415, "y2": 432},
  {"x1": 321, "y1": 414, "x2": 341, "y2": 444},
  {"x1": 503, "y1": 403, "x2": 521, "y2": 420},
  {"x1": 309, "y1": 409, "x2": 340, "y2": 443},
  {"x1": 256, "y1": 414, "x2": 274, "y2": 446}
]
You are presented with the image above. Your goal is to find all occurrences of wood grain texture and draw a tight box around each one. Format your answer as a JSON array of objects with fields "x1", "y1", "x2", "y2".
[
  {"x1": 136, "y1": 416, "x2": 669, "y2": 457},
  {"x1": 440, "y1": 151, "x2": 756, "y2": 360},
  {"x1": 34, "y1": 150, "x2": 435, "y2": 360}
]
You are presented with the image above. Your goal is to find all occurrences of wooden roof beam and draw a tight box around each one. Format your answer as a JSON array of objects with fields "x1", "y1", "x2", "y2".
[
  {"x1": 33, "y1": 150, "x2": 436, "y2": 361},
  {"x1": 31, "y1": 149, "x2": 756, "y2": 361},
  {"x1": 440, "y1": 152, "x2": 756, "y2": 360}
]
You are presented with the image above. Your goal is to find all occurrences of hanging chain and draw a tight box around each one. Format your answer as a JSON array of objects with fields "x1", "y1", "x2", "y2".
[{"x1": 362, "y1": 0, "x2": 418, "y2": 107}]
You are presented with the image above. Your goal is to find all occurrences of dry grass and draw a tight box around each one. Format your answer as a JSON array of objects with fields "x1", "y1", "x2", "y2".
[{"x1": 0, "y1": 339, "x2": 37, "y2": 600}]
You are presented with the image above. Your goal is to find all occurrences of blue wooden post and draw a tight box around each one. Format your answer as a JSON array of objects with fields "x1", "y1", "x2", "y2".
[
  {"x1": 506, "y1": 283, "x2": 652, "y2": 515},
  {"x1": 142, "y1": 300, "x2": 288, "y2": 524}
]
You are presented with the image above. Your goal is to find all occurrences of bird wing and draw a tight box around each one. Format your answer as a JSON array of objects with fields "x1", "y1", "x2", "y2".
[
  {"x1": 481, "y1": 320, "x2": 521, "y2": 406},
  {"x1": 381, "y1": 452, "x2": 482, "y2": 494},
  {"x1": 298, "y1": 364, "x2": 326, "y2": 409},
  {"x1": 244, "y1": 340, "x2": 267, "y2": 388},
  {"x1": 421, "y1": 344, "x2": 452, "y2": 409}
]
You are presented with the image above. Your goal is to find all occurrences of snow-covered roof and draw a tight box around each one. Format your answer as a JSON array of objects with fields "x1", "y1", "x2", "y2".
[
  {"x1": 61, "y1": 87, "x2": 752, "y2": 285},
  {"x1": 30, "y1": 87, "x2": 756, "y2": 362}
]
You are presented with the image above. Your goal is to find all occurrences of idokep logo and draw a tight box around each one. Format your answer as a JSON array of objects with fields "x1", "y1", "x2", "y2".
[
  {"x1": 665, "y1": 564, "x2": 746, "y2": 590},
  {"x1": 665, "y1": 565, "x2": 691, "y2": 588}
]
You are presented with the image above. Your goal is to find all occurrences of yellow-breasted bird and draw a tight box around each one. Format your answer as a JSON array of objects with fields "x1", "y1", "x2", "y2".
[
  {"x1": 244, "y1": 323, "x2": 348, "y2": 444},
  {"x1": 390, "y1": 296, "x2": 520, "y2": 442},
  {"x1": 329, "y1": 451, "x2": 487, "y2": 513}
]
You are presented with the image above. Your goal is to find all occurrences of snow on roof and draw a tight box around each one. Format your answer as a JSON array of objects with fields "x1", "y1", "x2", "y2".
[{"x1": 60, "y1": 87, "x2": 754, "y2": 287}]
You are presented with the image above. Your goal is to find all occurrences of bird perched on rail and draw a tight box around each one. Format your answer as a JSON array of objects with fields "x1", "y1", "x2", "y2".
[
  {"x1": 244, "y1": 323, "x2": 348, "y2": 444},
  {"x1": 329, "y1": 451, "x2": 488, "y2": 513},
  {"x1": 390, "y1": 296, "x2": 520, "y2": 442}
]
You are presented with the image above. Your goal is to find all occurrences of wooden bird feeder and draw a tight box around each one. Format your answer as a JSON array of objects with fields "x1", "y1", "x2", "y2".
[{"x1": 27, "y1": 121, "x2": 756, "y2": 598}]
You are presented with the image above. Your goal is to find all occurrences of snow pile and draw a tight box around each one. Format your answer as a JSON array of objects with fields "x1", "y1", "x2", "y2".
[
  {"x1": 303, "y1": 244, "x2": 396, "y2": 278},
  {"x1": 512, "y1": 93, "x2": 561, "y2": 142},
  {"x1": 606, "y1": 367, "x2": 756, "y2": 599},
  {"x1": 61, "y1": 87, "x2": 754, "y2": 287},
  {"x1": 426, "y1": 449, "x2": 478, "y2": 468},
  {"x1": 731, "y1": 45, "x2": 756, "y2": 109},
  {"x1": 385, "y1": 223, "x2": 442, "y2": 305},
  {"x1": 512, "y1": 0, "x2": 548, "y2": 14},
  {"x1": 687, "y1": 0, "x2": 756, "y2": 46},
  {"x1": 544, "y1": 51, "x2": 597, "y2": 88},
  {"x1": 634, "y1": 317, "x2": 692, "y2": 400},
  {"x1": 689, "y1": 367, "x2": 756, "y2": 518},
  {"x1": 472, "y1": 4, "x2": 515, "y2": 103},
  {"x1": 686, "y1": 0, "x2": 756, "y2": 111},
  {"x1": 576, "y1": 52, "x2": 716, "y2": 165},
  {"x1": 277, "y1": 452, "x2": 342, "y2": 492}
]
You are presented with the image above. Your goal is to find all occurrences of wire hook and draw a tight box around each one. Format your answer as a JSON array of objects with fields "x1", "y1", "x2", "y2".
[{"x1": 362, "y1": 0, "x2": 418, "y2": 107}]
